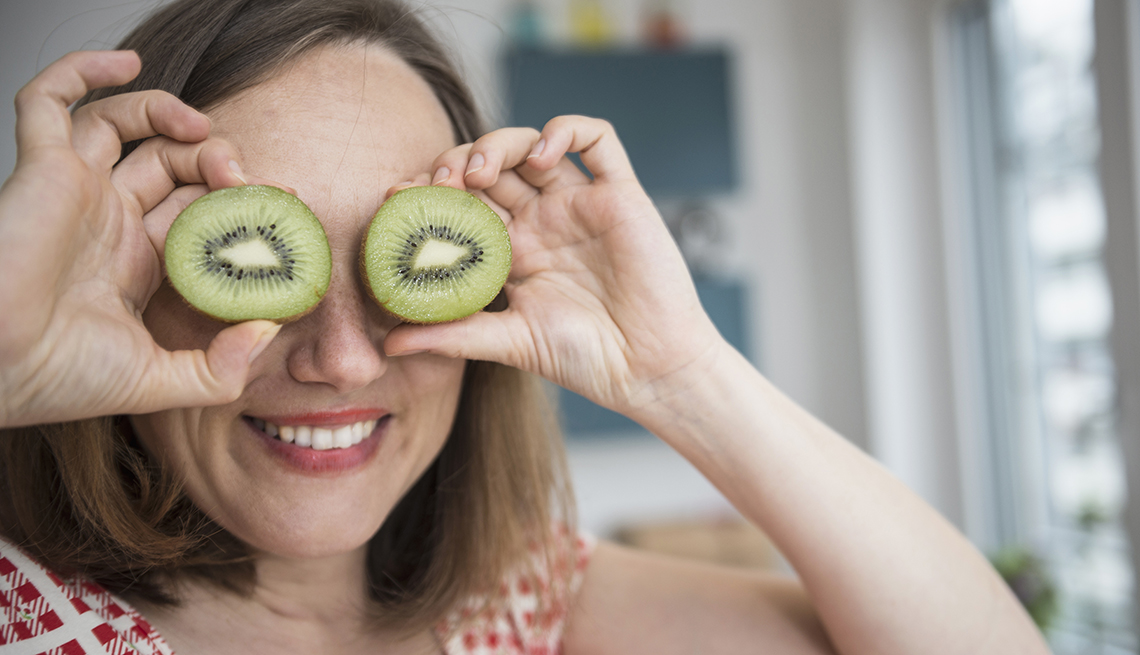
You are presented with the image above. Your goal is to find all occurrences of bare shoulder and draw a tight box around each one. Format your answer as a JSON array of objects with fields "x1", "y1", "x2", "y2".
[{"x1": 563, "y1": 540, "x2": 836, "y2": 655}]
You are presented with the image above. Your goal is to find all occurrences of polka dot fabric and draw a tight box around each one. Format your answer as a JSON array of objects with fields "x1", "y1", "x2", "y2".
[
  {"x1": 0, "y1": 533, "x2": 595, "y2": 655},
  {"x1": 436, "y1": 533, "x2": 596, "y2": 655}
]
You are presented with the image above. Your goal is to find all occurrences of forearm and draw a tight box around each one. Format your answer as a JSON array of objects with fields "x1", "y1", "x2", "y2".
[{"x1": 628, "y1": 340, "x2": 1050, "y2": 655}]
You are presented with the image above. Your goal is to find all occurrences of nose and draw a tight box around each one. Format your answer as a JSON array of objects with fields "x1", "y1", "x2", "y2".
[{"x1": 284, "y1": 267, "x2": 391, "y2": 393}]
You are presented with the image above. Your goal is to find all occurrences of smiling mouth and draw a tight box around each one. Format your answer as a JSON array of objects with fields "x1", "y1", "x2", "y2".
[{"x1": 244, "y1": 416, "x2": 385, "y2": 451}]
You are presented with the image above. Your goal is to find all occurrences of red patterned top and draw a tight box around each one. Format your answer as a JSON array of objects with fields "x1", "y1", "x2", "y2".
[{"x1": 0, "y1": 534, "x2": 595, "y2": 655}]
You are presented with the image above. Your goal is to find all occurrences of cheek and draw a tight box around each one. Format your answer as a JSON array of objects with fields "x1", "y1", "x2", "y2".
[
  {"x1": 128, "y1": 410, "x2": 202, "y2": 478},
  {"x1": 398, "y1": 357, "x2": 467, "y2": 446},
  {"x1": 129, "y1": 409, "x2": 239, "y2": 520},
  {"x1": 428, "y1": 357, "x2": 467, "y2": 409},
  {"x1": 143, "y1": 281, "x2": 227, "y2": 351}
]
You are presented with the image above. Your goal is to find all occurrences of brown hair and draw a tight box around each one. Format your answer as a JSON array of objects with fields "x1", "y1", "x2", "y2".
[{"x1": 0, "y1": 0, "x2": 574, "y2": 633}]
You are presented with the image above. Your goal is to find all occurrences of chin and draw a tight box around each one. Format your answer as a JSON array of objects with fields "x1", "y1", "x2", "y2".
[{"x1": 214, "y1": 492, "x2": 398, "y2": 560}]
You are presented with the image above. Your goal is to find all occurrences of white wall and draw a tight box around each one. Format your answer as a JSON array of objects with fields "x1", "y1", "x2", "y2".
[
  {"x1": 0, "y1": 1, "x2": 162, "y2": 173},
  {"x1": 845, "y1": 0, "x2": 963, "y2": 526}
]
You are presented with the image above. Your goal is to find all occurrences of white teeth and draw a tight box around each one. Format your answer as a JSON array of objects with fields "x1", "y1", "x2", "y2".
[
  {"x1": 351, "y1": 422, "x2": 364, "y2": 445},
  {"x1": 257, "y1": 418, "x2": 382, "y2": 450},
  {"x1": 333, "y1": 425, "x2": 353, "y2": 448},
  {"x1": 312, "y1": 428, "x2": 333, "y2": 450},
  {"x1": 294, "y1": 426, "x2": 312, "y2": 447}
]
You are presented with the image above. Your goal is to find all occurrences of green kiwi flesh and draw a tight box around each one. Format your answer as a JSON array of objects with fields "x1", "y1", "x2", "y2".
[
  {"x1": 362, "y1": 186, "x2": 511, "y2": 323},
  {"x1": 164, "y1": 185, "x2": 331, "y2": 323}
]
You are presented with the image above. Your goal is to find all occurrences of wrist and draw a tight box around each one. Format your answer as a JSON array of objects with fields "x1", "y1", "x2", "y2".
[{"x1": 624, "y1": 336, "x2": 748, "y2": 436}]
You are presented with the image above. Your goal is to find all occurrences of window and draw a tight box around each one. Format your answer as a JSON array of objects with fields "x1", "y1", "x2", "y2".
[{"x1": 954, "y1": 0, "x2": 1135, "y2": 651}]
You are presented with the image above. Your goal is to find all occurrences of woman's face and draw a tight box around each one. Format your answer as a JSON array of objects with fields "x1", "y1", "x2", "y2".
[{"x1": 131, "y1": 45, "x2": 465, "y2": 559}]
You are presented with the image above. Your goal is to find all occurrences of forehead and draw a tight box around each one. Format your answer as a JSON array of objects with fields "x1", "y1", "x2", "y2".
[{"x1": 205, "y1": 44, "x2": 456, "y2": 221}]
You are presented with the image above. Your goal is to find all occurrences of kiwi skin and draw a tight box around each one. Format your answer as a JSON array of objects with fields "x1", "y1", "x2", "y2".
[
  {"x1": 164, "y1": 185, "x2": 332, "y2": 324},
  {"x1": 360, "y1": 186, "x2": 511, "y2": 324}
]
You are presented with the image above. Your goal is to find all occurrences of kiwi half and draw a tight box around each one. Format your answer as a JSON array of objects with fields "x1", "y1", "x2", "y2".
[
  {"x1": 164, "y1": 185, "x2": 331, "y2": 322},
  {"x1": 361, "y1": 186, "x2": 511, "y2": 323}
]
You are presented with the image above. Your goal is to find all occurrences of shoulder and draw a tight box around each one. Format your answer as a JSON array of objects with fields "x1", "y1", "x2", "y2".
[
  {"x1": 436, "y1": 532, "x2": 595, "y2": 655},
  {"x1": 562, "y1": 541, "x2": 836, "y2": 655},
  {"x1": 0, "y1": 535, "x2": 175, "y2": 655}
]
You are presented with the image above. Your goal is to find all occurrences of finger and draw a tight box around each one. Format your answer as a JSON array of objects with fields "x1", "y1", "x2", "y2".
[
  {"x1": 513, "y1": 156, "x2": 589, "y2": 195},
  {"x1": 148, "y1": 320, "x2": 282, "y2": 409},
  {"x1": 427, "y1": 143, "x2": 472, "y2": 189},
  {"x1": 465, "y1": 130, "x2": 591, "y2": 192},
  {"x1": 477, "y1": 126, "x2": 592, "y2": 191},
  {"x1": 383, "y1": 308, "x2": 528, "y2": 368},
  {"x1": 434, "y1": 127, "x2": 594, "y2": 194},
  {"x1": 142, "y1": 174, "x2": 296, "y2": 260},
  {"x1": 478, "y1": 170, "x2": 537, "y2": 219},
  {"x1": 14, "y1": 50, "x2": 141, "y2": 156},
  {"x1": 385, "y1": 172, "x2": 431, "y2": 200},
  {"x1": 432, "y1": 128, "x2": 539, "y2": 189},
  {"x1": 72, "y1": 90, "x2": 211, "y2": 173},
  {"x1": 111, "y1": 135, "x2": 245, "y2": 215},
  {"x1": 141, "y1": 184, "x2": 208, "y2": 262},
  {"x1": 526, "y1": 115, "x2": 637, "y2": 183}
]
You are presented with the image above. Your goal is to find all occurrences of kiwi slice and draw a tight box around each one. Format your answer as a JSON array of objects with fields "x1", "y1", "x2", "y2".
[
  {"x1": 164, "y1": 185, "x2": 331, "y2": 322},
  {"x1": 361, "y1": 186, "x2": 511, "y2": 323}
]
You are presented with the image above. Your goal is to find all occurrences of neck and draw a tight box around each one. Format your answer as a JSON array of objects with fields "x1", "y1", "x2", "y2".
[
  {"x1": 130, "y1": 545, "x2": 434, "y2": 655},
  {"x1": 249, "y1": 546, "x2": 372, "y2": 623}
]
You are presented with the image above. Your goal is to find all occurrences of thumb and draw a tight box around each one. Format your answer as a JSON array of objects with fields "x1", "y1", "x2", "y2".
[
  {"x1": 151, "y1": 320, "x2": 281, "y2": 408},
  {"x1": 383, "y1": 311, "x2": 525, "y2": 366}
]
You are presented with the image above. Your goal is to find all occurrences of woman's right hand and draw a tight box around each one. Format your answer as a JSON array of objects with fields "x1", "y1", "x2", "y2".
[{"x1": 0, "y1": 50, "x2": 282, "y2": 428}]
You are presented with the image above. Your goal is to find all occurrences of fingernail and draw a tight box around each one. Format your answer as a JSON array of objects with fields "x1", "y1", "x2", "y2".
[
  {"x1": 391, "y1": 349, "x2": 427, "y2": 357},
  {"x1": 464, "y1": 153, "x2": 485, "y2": 177},
  {"x1": 398, "y1": 180, "x2": 414, "y2": 186},
  {"x1": 527, "y1": 139, "x2": 546, "y2": 159},
  {"x1": 248, "y1": 323, "x2": 282, "y2": 363},
  {"x1": 228, "y1": 160, "x2": 248, "y2": 185},
  {"x1": 432, "y1": 166, "x2": 450, "y2": 185}
]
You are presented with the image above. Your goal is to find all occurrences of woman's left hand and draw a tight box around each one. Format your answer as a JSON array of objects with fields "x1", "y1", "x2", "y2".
[{"x1": 382, "y1": 116, "x2": 724, "y2": 418}]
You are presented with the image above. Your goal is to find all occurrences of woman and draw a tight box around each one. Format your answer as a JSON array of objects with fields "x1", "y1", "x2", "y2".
[{"x1": 0, "y1": 0, "x2": 1049, "y2": 653}]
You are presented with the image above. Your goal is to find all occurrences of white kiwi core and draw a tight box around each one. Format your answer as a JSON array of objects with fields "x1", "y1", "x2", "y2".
[
  {"x1": 413, "y1": 239, "x2": 467, "y2": 269},
  {"x1": 218, "y1": 239, "x2": 280, "y2": 267}
]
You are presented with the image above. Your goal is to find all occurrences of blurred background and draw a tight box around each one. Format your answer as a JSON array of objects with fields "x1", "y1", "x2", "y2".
[{"x1": 4, "y1": 0, "x2": 1140, "y2": 651}]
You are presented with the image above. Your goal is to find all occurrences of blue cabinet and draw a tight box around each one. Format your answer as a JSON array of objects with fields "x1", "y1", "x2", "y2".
[{"x1": 503, "y1": 48, "x2": 737, "y2": 198}]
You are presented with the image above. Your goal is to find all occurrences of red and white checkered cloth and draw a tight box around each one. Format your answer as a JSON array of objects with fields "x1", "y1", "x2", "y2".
[
  {"x1": 0, "y1": 540, "x2": 173, "y2": 655},
  {"x1": 0, "y1": 534, "x2": 594, "y2": 655}
]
